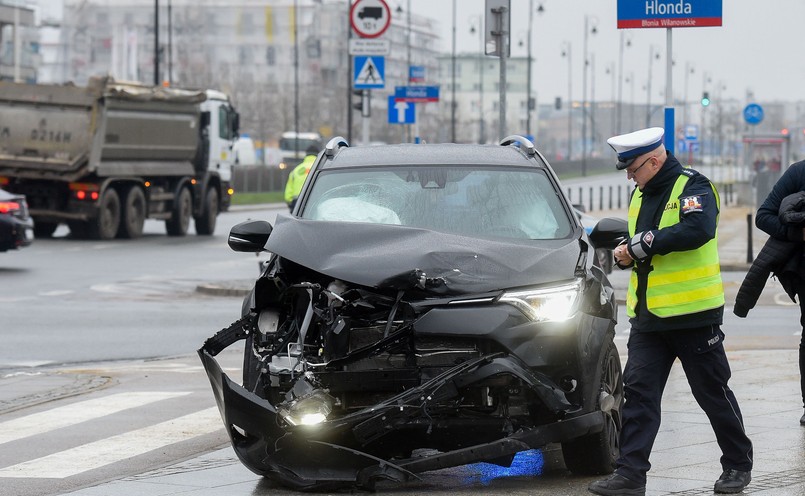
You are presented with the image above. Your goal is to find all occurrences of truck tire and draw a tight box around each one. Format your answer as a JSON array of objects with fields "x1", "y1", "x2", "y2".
[
  {"x1": 194, "y1": 187, "x2": 219, "y2": 235},
  {"x1": 118, "y1": 186, "x2": 146, "y2": 239},
  {"x1": 89, "y1": 188, "x2": 121, "y2": 240},
  {"x1": 166, "y1": 187, "x2": 192, "y2": 236},
  {"x1": 33, "y1": 221, "x2": 59, "y2": 238},
  {"x1": 561, "y1": 341, "x2": 623, "y2": 475}
]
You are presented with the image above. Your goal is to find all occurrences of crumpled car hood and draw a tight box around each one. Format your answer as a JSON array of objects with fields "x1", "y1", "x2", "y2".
[{"x1": 265, "y1": 214, "x2": 582, "y2": 294}]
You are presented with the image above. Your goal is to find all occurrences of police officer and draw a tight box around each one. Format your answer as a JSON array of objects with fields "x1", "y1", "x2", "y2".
[
  {"x1": 588, "y1": 128, "x2": 753, "y2": 496},
  {"x1": 284, "y1": 145, "x2": 319, "y2": 211}
]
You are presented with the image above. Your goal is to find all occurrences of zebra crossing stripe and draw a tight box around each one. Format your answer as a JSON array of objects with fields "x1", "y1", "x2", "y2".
[
  {"x1": 0, "y1": 392, "x2": 191, "y2": 446},
  {"x1": 0, "y1": 407, "x2": 222, "y2": 478}
]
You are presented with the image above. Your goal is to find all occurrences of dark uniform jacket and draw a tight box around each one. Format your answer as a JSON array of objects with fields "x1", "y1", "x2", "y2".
[{"x1": 625, "y1": 152, "x2": 723, "y2": 332}]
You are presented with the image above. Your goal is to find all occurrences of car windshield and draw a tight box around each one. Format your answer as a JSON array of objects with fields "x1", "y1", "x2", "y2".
[{"x1": 301, "y1": 166, "x2": 573, "y2": 240}]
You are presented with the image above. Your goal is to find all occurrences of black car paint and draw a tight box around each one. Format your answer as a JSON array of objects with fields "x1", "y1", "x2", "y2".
[{"x1": 199, "y1": 138, "x2": 621, "y2": 490}]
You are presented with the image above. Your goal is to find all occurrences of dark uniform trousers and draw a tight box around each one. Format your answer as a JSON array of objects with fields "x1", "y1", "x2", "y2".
[{"x1": 616, "y1": 324, "x2": 754, "y2": 484}]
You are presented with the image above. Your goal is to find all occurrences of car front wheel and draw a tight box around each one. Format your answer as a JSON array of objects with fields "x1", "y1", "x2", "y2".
[{"x1": 561, "y1": 341, "x2": 623, "y2": 475}]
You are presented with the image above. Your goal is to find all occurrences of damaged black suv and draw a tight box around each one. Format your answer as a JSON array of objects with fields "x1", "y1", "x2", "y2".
[{"x1": 199, "y1": 136, "x2": 622, "y2": 490}]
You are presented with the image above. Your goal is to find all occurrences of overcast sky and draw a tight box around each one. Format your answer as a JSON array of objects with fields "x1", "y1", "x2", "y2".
[{"x1": 407, "y1": 0, "x2": 805, "y2": 112}]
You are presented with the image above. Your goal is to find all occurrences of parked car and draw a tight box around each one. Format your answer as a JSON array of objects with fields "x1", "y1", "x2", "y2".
[
  {"x1": 199, "y1": 136, "x2": 622, "y2": 491},
  {"x1": 0, "y1": 188, "x2": 33, "y2": 252}
]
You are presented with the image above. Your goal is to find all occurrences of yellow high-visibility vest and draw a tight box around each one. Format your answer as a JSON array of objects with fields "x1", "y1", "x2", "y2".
[{"x1": 626, "y1": 174, "x2": 724, "y2": 318}]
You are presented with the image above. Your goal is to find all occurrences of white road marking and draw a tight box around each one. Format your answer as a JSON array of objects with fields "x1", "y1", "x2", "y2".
[
  {"x1": 38, "y1": 290, "x2": 75, "y2": 297},
  {"x1": 0, "y1": 407, "x2": 222, "y2": 478},
  {"x1": 0, "y1": 392, "x2": 191, "y2": 445}
]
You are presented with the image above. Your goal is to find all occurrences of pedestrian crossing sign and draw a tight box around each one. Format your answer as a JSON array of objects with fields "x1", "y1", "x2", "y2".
[{"x1": 354, "y1": 55, "x2": 385, "y2": 89}]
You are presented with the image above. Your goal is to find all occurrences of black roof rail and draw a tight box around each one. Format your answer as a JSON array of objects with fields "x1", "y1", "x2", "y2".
[
  {"x1": 324, "y1": 136, "x2": 349, "y2": 157},
  {"x1": 499, "y1": 135, "x2": 536, "y2": 157}
]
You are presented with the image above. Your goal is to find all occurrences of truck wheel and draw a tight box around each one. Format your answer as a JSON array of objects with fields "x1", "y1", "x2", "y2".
[
  {"x1": 194, "y1": 187, "x2": 219, "y2": 235},
  {"x1": 118, "y1": 186, "x2": 146, "y2": 239},
  {"x1": 89, "y1": 188, "x2": 121, "y2": 240},
  {"x1": 166, "y1": 187, "x2": 192, "y2": 236},
  {"x1": 561, "y1": 341, "x2": 623, "y2": 475},
  {"x1": 33, "y1": 221, "x2": 59, "y2": 238}
]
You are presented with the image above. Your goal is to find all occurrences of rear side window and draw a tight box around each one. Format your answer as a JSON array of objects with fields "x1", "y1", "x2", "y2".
[{"x1": 301, "y1": 167, "x2": 572, "y2": 240}]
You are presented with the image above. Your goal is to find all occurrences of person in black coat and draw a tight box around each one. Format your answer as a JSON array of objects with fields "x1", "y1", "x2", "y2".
[{"x1": 755, "y1": 160, "x2": 805, "y2": 425}]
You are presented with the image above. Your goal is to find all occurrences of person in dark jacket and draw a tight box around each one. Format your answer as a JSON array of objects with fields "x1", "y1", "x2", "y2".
[
  {"x1": 754, "y1": 161, "x2": 805, "y2": 425},
  {"x1": 733, "y1": 191, "x2": 805, "y2": 318},
  {"x1": 588, "y1": 128, "x2": 753, "y2": 496}
]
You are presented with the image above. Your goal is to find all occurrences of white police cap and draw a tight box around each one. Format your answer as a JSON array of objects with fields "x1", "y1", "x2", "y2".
[{"x1": 607, "y1": 127, "x2": 664, "y2": 170}]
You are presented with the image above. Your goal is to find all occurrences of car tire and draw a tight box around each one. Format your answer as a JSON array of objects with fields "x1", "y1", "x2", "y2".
[
  {"x1": 166, "y1": 187, "x2": 192, "y2": 236},
  {"x1": 89, "y1": 188, "x2": 121, "y2": 240},
  {"x1": 118, "y1": 186, "x2": 146, "y2": 239},
  {"x1": 194, "y1": 187, "x2": 218, "y2": 235},
  {"x1": 561, "y1": 340, "x2": 623, "y2": 475},
  {"x1": 33, "y1": 221, "x2": 59, "y2": 238}
]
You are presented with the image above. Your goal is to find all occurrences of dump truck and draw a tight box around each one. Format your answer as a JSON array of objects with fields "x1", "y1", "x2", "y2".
[{"x1": 0, "y1": 76, "x2": 240, "y2": 240}]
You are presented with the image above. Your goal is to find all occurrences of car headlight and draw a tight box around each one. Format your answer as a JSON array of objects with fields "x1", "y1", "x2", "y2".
[
  {"x1": 277, "y1": 389, "x2": 334, "y2": 426},
  {"x1": 500, "y1": 279, "x2": 583, "y2": 322}
]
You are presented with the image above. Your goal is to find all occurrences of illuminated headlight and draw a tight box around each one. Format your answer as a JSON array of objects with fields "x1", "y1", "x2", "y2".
[
  {"x1": 277, "y1": 389, "x2": 334, "y2": 426},
  {"x1": 500, "y1": 279, "x2": 583, "y2": 322}
]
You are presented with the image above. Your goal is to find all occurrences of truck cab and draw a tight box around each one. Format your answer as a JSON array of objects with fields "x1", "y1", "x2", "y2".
[{"x1": 278, "y1": 131, "x2": 322, "y2": 169}]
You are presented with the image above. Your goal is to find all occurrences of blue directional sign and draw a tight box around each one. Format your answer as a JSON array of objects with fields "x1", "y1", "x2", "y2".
[
  {"x1": 394, "y1": 85, "x2": 440, "y2": 102},
  {"x1": 743, "y1": 103, "x2": 764, "y2": 125},
  {"x1": 617, "y1": 0, "x2": 722, "y2": 29},
  {"x1": 354, "y1": 56, "x2": 385, "y2": 89},
  {"x1": 388, "y1": 96, "x2": 415, "y2": 124}
]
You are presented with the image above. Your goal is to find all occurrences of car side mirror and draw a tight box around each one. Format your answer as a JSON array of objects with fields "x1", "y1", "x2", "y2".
[
  {"x1": 589, "y1": 217, "x2": 628, "y2": 250},
  {"x1": 228, "y1": 220, "x2": 273, "y2": 252}
]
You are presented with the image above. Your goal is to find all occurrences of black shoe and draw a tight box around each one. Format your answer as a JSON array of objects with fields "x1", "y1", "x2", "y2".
[
  {"x1": 588, "y1": 473, "x2": 646, "y2": 496},
  {"x1": 800, "y1": 409, "x2": 805, "y2": 425},
  {"x1": 714, "y1": 469, "x2": 751, "y2": 494}
]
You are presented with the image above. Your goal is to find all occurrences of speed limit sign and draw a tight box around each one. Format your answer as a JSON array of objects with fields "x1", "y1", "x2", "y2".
[{"x1": 350, "y1": 0, "x2": 391, "y2": 38}]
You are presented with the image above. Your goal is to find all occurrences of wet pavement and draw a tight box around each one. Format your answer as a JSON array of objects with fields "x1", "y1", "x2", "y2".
[{"x1": 7, "y1": 204, "x2": 805, "y2": 495}]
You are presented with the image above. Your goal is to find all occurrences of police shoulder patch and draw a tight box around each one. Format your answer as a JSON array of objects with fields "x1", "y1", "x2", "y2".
[{"x1": 680, "y1": 195, "x2": 703, "y2": 213}]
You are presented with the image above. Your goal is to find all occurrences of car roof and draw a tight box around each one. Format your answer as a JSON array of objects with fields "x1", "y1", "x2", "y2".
[{"x1": 320, "y1": 142, "x2": 549, "y2": 170}]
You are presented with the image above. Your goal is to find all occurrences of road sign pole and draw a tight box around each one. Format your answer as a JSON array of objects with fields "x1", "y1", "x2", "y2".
[{"x1": 362, "y1": 91, "x2": 371, "y2": 144}]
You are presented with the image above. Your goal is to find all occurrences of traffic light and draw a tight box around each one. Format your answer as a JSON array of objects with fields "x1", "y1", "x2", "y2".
[
  {"x1": 554, "y1": 96, "x2": 562, "y2": 110},
  {"x1": 701, "y1": 91, "x2": 710, "y2": 107},
  {"x1": 352, "y1": 89, "x2": 370, "y2": 118}
]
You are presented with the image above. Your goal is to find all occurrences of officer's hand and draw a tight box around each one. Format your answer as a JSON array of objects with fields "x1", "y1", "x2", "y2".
[{"x1": 613, "y1": 241, "x2": 634, "y2": 269}]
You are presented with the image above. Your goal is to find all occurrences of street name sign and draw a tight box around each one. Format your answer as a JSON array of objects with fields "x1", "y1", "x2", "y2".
[
  {"x1": 617, "y1": 0, "x2": 722, "y2": 29},
  {"x1": 393, "y1": 85, "x2": 440, "y2": 103}
]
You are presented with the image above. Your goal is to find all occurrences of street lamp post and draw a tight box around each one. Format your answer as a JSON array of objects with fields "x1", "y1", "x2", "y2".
[
  {"x1": 524, "y1": 2, "x2": 545, "y2": 139},
  {"x1": 561, "y1": 41, "x2": 571, "y2": 160},
  {"x1": 616, "y1": 31, "x2": 631, "y2": 133},
  {"x1": 451, "y1": 0, "x2": 456, "y2": 142},
  {"x1": 645, "y1": 44, "x2": 660, "y2": 127},
  {"x1": 470, "y1": 17, "x2": 485, "y2": 144},
  {"x1": 683, "y1": 61, "x2": 695, "y2": 128},
  {"x1": 581, "y1": 15, "x2": 597, "y2": 176},
  {"x1": 153, "y1": 0, "x2": 159, "y2": 85}
]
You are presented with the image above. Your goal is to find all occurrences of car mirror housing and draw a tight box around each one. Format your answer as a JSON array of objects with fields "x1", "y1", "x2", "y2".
[
  {"x1": 228, "y1": 220, "x2": 273, "y2": 252},
  {"x1": 589, "y1": 217, "x2": 628, "y2": 250}
]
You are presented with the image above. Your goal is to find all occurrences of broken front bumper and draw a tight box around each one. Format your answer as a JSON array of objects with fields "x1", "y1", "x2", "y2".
[{"x1": 198, "y1": 331, "x2": 607, "y2": 491}]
